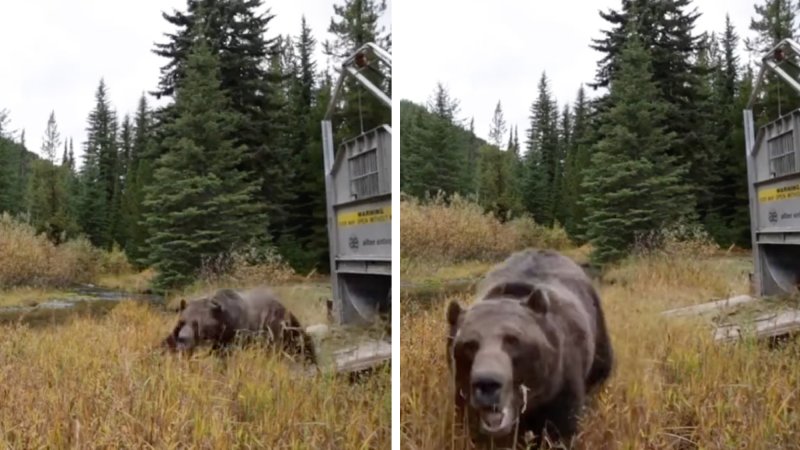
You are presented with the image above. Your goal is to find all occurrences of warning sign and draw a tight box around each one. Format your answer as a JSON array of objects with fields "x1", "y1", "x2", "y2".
[
  {"x1": 758, "y1": 183, "x2": 800, "y2": 203},
  {"x1": 337, "y1": 206, "x2": 391, "y2": 227}
]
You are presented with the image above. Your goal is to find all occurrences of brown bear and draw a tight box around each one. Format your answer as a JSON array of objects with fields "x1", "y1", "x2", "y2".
[
  {"x1": 446, "y1": 249, "x2": 613, "y2": 448},
  {"x1": 162, "y1": 287, "x2": 317, "y2": 365}
]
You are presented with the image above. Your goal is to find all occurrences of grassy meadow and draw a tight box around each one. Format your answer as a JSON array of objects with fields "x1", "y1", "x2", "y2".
[
  {"x1": 0, "y1": 214, "x2": 390, "y2": 449},
  {"x1": 400, "y1": 198, "x2": 800, "y2": 449}
]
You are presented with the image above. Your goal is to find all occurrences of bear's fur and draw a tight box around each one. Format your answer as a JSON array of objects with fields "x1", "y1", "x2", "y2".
[
  {"x1": 446, "y1": 249, "x2": 613, "y2": 448},
  {"x1": 162, "y1": 287, "x2": 316, "y2": 364}
]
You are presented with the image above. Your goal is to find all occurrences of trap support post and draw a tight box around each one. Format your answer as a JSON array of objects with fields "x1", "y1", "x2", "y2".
[
  {"x1": 321, "y1": 42, "x2": 392, "y2": 325},
  {"x1": 744, "y1": 38, "x2": 800, "y2": 296}
]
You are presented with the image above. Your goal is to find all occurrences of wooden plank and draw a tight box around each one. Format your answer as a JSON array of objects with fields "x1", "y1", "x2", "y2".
[
  {"x1": 332, "y1": 339, "x2": 391, "y2": 374},
  {"x1": 661, "y1": 295, "x2": 757, "y2": 318},
  {"x1": 299, "y1": 338, "x2": 391, "y2": 377},
  {"x1": 714, "y1": 309, "x2": 800, "y2": 342}
]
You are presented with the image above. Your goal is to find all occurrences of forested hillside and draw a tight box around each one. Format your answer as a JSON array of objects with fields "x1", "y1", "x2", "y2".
[
  {"x1": 0, "y1": 0, "x2": 391, "y2": 290},
  {"x1": 400, "y1": 0, "x2": 797, "y2": 265}
]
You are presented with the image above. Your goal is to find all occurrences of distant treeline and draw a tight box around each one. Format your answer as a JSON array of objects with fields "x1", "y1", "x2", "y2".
[
  {"x1": 0, "y1": 0, "x2": 391, "y2": 289},
  {"x1": 401, "y1": 0, "x2": 799, "y2": 264}
]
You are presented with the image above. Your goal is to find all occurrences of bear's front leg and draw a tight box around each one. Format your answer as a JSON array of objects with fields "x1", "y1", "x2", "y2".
[{"x1": 523, "y1": 378, "x2": 585, "y2": 449}]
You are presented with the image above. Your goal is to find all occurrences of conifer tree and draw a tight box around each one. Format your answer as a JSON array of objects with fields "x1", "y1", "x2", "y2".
[
  {"x1": 29, "y1": 111, "x2": 76, "y2": 243},
  {"x1": 153, "y1": 0, "x2": 288, "y2": 243},
  {"x1": 425, "y1": 84, "x2": 463, "y2": 195},
  {"x1": 591, "y1": 0, "x2": 711, "y2": 217},
  {"x1": 488, "y1": 101, "x2": 507, "y2": 147},
  {"x1": 79, "y1": 80, "x2": 118, "y2": 249},
  {"x1": 123, "y1": 95, "x2": 154, "y2": 266},
  {"x1": 562, "y1": 86, "x2": 593, "y2": 239},
  {"x1": 522, "y1": 72, "x2": 559, "y2": 226},
  {"x1": 582, "y1": 32, "x2": 693, "y2": 265},
  {"x1": 555, "y1": 103, "x2": 572, "y2": 226},
  {"x1": 143, "y1": 36, "x2": 267, "y2": 290},
  {"x1": 0, "y1": 110, "x2": 22, "y2": 214}
]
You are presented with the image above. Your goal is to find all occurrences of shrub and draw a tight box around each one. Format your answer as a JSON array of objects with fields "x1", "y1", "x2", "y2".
[
  {"x1": 199, "y1": 245, "x2": 296, "y2": 286},
  {"x1": 100, "y1": 244, "x2": 133, "y2": 276},
  {"x1": 401, "y1": 193, "x2": 573, "y2": 266},
  {"x1": 0, "y1": 213, "x2": 101, "y2": 288}
]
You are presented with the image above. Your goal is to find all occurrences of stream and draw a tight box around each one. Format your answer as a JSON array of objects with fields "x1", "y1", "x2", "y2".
[{"x1": 0, "y1": 285, "x2": 165, "y2": 327}]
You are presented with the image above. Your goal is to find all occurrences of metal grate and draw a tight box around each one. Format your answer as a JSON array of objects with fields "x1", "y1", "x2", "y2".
[
  {"x1": 349, "y1": 149, "x2": 379, "y2": 198},
  {"x1": 768, "y1": 131, "x2": 796, "y2": 177}
]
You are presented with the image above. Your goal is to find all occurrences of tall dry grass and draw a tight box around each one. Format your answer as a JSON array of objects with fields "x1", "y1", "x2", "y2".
[
  {"x1": 401, "y1": 195, "x2": 571, "y2": 271},
  {"x1": 399, "y1": 232, "x2": 800, "y2": 449},
  {"x1": 0, "y1": 213, "x2": 101, "y2": 288},
  {"x1": 0, "y1": 301, "x2": 390, "y2": 449}
]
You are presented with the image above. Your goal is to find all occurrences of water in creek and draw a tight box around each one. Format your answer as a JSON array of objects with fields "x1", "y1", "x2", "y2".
[{"x1": 0, "y1": 285, "x2": 165, "y2": 327}]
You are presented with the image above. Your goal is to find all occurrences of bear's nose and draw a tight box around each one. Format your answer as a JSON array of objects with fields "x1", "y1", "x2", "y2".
[{"x1": 471, "y1": 376, "x2": 502, "y2": 407}]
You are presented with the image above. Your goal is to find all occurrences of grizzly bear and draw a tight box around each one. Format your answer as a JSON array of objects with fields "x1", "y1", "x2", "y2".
[
  {"x1": 446, "y1": 249, "x2": 613, "y2": 448},
  {"x1": 162, "y1": 287, "x2": 316, "y2": 364}
]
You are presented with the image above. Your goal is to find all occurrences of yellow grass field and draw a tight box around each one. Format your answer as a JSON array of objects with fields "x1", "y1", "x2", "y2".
[
  {"x1": 400, "y1": 250, "x2": 800, "y2": 449},
  {"x1": 400, "y1": 197, "x2": 800, "y2": 449},
  {"x1": 0, "y1": 215, "x2": 390, "y2": 449},
  {"x1": 0, "y1": 292, "x2": 390, "y2": 449}
]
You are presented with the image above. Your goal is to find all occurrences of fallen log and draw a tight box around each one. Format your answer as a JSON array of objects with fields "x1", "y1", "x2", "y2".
[{"x1": 661, "y1": 295, "x2": 756, "y2": 318}]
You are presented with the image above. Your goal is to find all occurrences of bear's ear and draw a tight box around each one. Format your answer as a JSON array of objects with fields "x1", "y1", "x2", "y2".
[
  {"x1": 178, "y1": 299, "x2": 187, "y2": 312},
  {"x1": 210, "y1": 299, "x2": 225, "y2": 318},
  {"x1": 446, "y1": 300, "x2": 463, "y2": 328},
  {"x1": 525, "y1": 288, "x2": 550, "y2": 315}
]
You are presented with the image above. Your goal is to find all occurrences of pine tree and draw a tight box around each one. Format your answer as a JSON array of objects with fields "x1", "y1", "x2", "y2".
[
  {"x1": 143, "y1": 36, "x2": 267, "y2": 290},
  {"x1": 29, "y1": 111, "x2": 76, "y2": 243},
  {"x1": 522, "y1": 72, "x2": 560, "y2": 226},
  {"x1": 123, "y1": 95, "x2": 154, "y2": 266},
  {"x1": 591, "y1": 0, "x2": 711, "y2": 217},
  {"x1": 277, "y1": 17, "x2": 326, "y2": 272},
  {"x1": 555, "y1": 103, "x2": 572, "y2": 226},
  {"x1": 153, "y1": 0, "x2": 287, "y2": 244},
  {"x1": 61, "y1": 141, "x2": 69, "y2": 167},
  {"x1": 0, "y1": 110, "x2": 23, "y2": 214},
  {"x1": 110, "y1": 115, "x2": 133, "y2": 247},
  {"x1": 399, "y1": 100, "x2": 433, "y2": 198},
  {"x1": 582, "y1": 32, "x2": 693, "y2": 265},
  {"x1": 301, "y1": 75, "x2": 336, "y2": 272},
  {"x1": 562, "y1": 86, "x2": 593, "y2": 239},
  {"x1": 488, "y1": 101, "x2": 507, "y2": 148},
  {"x1": 63, "y1": 137, "x2": 80, "y2": 234},
  {"x1": 425, "y1": 84, "x2": 464, "y2": 195},
  {"x1": 79, "y1": 79, "x2": 118, "y2": 249},
  {"x1": 476, "y1": 144, "x2": 518, "y2": 218}
]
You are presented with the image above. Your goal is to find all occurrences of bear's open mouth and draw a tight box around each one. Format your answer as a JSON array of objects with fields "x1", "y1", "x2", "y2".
[{"x1": 479, "y1": 406, "x2": 514, "y2": 436}]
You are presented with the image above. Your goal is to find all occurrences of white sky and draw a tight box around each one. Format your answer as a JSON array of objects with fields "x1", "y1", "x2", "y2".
[
  {"x1": 0, "y1": 0, "x2": 391, "y2": 160},
  {"x1": 394, "y1": 0, "x2": 757, "y2": 144}
]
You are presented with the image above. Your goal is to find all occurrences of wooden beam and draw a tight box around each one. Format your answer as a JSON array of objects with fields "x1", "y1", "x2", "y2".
[
  {"x1": 299, "y1": 338, "x2": 391, "y2": 377},
  {"x1": 661, "y1": 295, "x2": 757, "y2": 318},
  {"x1": 332, "y1": 339, "x2": 391, "y2": 374},
  {"x1": 714, "y1": 309, "x2": 800, "y2": 342}
]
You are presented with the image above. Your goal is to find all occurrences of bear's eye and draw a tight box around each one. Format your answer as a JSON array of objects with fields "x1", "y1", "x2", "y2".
[
  {"x1": 503, "y1": 334, "x2": 520, "y2": 347},
  {"x1": 456, "y1": 339, "x2": 479, "y2": 358}
]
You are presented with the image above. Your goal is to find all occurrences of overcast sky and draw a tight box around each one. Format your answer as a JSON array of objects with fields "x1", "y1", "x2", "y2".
[
  {"x1": 0, "y1": 0, "x2": 391, "y2": 160},
  {"x1": 394, "y1": 0, "x2": 757, "y2": 144}
]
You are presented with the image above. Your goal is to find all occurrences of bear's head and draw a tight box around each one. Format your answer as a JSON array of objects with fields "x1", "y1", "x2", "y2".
[
  {"x1": 446, "y1": 282, "x2": 563, "y2": 438},
  {"x1": 166, "y1": 289, "x2": 239, "y2": 355}
]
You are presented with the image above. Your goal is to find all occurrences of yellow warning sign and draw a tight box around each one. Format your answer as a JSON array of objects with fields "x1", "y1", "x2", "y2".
[
  {"x1": 337, "y1": 206, "x2": 391, "y2": 227},
  {"x1": 758, "y1": 183, "x2": 800, "y2": 203}
]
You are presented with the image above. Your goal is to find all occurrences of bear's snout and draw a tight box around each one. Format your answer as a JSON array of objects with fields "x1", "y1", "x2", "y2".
[{"x1": 471, "y1": 376, "x2": 502, "y2": 408}]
